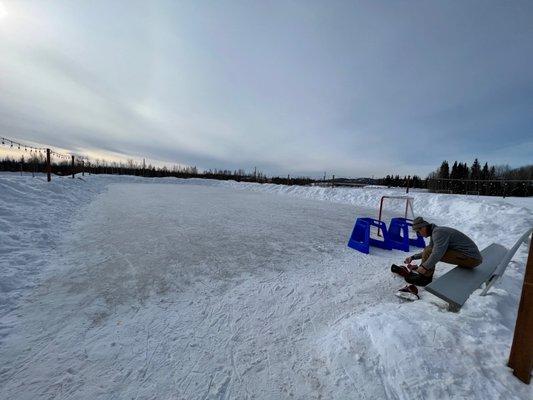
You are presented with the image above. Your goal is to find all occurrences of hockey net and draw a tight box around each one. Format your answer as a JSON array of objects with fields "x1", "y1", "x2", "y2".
[{"x1": 376, "y1": 195, "x2": 416, "y2": 237}]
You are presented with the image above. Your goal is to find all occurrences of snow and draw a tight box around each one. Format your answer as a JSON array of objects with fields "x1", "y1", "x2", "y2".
[{"x1": 1, "y1": 172, "x2": 532, "y2": 399}]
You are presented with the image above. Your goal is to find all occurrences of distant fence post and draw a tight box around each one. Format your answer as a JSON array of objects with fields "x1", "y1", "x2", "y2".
[
  {"x1": 46, "y1": 148, "x2": 51, "y2": 182},
  {"x1": 332, "y1": 175, "x2": 335, "y2": 188},
  {"x1": 508, "y1": 236, "x2": 533, "y2": 384},
  {"x1": 82, "y1": 160, "x2": 85, "y2": 176},
  {"x1": 71, "y1": 155, "x2": 75, "y2": 179}
]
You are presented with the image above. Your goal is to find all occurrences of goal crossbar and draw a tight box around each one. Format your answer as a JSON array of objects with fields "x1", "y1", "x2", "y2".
[{"x1": 377, "y1": 196, "x2": 415, "y2": 236}]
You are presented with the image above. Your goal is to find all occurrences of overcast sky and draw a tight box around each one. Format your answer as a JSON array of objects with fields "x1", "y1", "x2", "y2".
[{"x1": 0, "y1": 0, "x2": 532, "y2": 178}]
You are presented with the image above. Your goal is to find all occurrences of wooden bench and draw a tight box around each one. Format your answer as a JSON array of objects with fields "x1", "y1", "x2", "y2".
[{"x1": 425, "y1": 243, "x2": 508, "y2": 312}]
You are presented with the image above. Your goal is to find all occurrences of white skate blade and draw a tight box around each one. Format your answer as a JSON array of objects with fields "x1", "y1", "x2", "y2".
[{"x1": 395, "y1": 290, "x2": 419, "y2": 301}]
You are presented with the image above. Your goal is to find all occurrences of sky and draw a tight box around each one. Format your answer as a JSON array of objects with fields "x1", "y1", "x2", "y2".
[{"x1": 0, "y1": 0, "x2": 532, "y2": 178}]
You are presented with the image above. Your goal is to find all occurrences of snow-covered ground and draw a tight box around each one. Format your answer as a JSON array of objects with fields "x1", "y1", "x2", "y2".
[{"x1": 0, "y1": 172, "x2": 532, "y2": 399}]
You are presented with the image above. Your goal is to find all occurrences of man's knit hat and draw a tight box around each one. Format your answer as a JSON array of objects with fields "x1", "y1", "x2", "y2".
[{"x1": 412, "y1": 217, "x2": 430, "y2": 231}]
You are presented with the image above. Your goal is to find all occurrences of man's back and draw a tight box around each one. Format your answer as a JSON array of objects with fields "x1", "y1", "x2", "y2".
[{"x1": 430, "y1": 225, "x2": 482, "y2": 261}]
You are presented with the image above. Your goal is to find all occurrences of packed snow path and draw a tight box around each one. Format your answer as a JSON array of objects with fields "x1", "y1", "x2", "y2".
[{"x1": 1, "y1": 176, "x2": 531, "y2": 399}]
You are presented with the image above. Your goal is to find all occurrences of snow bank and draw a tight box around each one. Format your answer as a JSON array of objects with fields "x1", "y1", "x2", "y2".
[
  {"x1": 317, "y1": 283, "x2": 530, "y2": 399},
  {"x1": 0, "y1": 173, "x2": 107, "y2": 317}
]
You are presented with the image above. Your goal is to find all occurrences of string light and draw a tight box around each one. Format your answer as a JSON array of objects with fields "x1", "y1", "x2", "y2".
[{"x1": 0, "y1": 136, "x2": 84, "y2": 163}]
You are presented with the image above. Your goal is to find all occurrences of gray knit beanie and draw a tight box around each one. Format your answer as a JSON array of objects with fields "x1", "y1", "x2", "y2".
[{"x1": 412, "y1": 217, "x2": 430, "y2": 231}]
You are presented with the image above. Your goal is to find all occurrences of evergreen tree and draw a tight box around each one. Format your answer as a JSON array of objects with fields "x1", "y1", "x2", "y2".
[
  {"x1": 438, "y1": 161, "x2": 450, "y2": 179},
  {"x1": 460, "y1": 163, "x2": 469, "y2": 179},
  {"x1": 481, "y1": 162, "x2": 489, "y2": 180},
  {"x1": 456, "y1": 163, "x2": 461, "y2": 179},
  {"x1": 470, "y1": 158, "x2": 481, "y2": 180},
  {"x1": 450, "y1": 161, "x2": 458, "y2": 179}
]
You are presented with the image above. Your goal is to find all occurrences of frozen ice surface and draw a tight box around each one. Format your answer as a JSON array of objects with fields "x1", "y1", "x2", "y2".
[{"x1": 0, "y1": 173, "x2": 532, "y2": 399}]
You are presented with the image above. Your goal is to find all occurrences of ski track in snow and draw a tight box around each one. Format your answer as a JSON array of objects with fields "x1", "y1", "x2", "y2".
[{"x1": 0, "y1": 173, "x2": 532, "y2": 400}]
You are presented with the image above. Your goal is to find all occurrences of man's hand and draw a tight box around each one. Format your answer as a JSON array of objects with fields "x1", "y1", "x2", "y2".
[{"x1": 404, "y1": 256, "x2": 413, "y2": 264}]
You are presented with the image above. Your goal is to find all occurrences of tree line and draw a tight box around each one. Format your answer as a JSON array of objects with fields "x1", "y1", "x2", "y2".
[
  {"x1": 426, "y1": 159, "x2": 532, "y2": 196},
  {"x1": 430, "y1": 159, "x2": 532, "y2": 181},
  {"x1": 377, "y1": 175, "x2": 425, "y2": 189},
  {"x1": 0, "y1": 153, "x2": 530, "y2": 196},
  {"x1": 0, "y1": 154, "x2": 313, "y2": 186},
  {"x1": 372, "y1": 159, "x2": 531, "y2": 197}
]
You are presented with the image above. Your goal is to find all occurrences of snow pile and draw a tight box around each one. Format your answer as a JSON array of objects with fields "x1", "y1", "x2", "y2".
[
  {"x1": 0, "y1": 173, "x2": 107, "y2": 317},
  {"x1": 317, "y1": 285, "x2": 529, "y2": 399},
  {"x1": 0, "y1": 173, "x2": 532, "y2": 399}
]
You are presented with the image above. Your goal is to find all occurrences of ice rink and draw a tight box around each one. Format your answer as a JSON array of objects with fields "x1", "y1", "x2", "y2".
[{"x1": 1, "y1": 174, "x2": 531, "y2": 399}]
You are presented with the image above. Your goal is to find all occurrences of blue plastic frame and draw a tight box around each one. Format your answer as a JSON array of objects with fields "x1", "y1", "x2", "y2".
[
  {"x1": 388, "y1": 218, "x2": 410, "y2": 252},
  {"x1": 390, "y1": 217, "x2": 426, "y2": 249},
  {"x1": 348, "y1": 217, "x2": 392, "y2": 254},
  {"x1": 347, "y1": 218, "x2": 371, "y2": 254}
]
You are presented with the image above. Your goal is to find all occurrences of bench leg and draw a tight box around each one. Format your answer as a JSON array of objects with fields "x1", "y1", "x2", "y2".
[{"x1": 448, "y1": 303, "x2": 461, "y2": 312}]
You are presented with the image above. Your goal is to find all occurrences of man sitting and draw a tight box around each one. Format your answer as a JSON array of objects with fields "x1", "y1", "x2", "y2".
[{"x1": 392, "y1": 216, "x2": 483, "y2": 286}]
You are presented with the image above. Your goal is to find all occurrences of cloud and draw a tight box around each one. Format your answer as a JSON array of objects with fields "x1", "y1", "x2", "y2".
[{"x1": 0, "y1": 0, "x2": 532, "y2": 178}]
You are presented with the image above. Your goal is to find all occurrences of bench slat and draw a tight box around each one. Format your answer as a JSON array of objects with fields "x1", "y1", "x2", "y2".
[{"x1": 425, "y1": 243, "x2": 508, "y2": 311}]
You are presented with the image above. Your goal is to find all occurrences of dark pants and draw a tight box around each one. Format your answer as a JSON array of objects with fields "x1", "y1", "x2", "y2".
[{"x1": 421, "y1": 246, "x2": 482, "y2": 270}]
